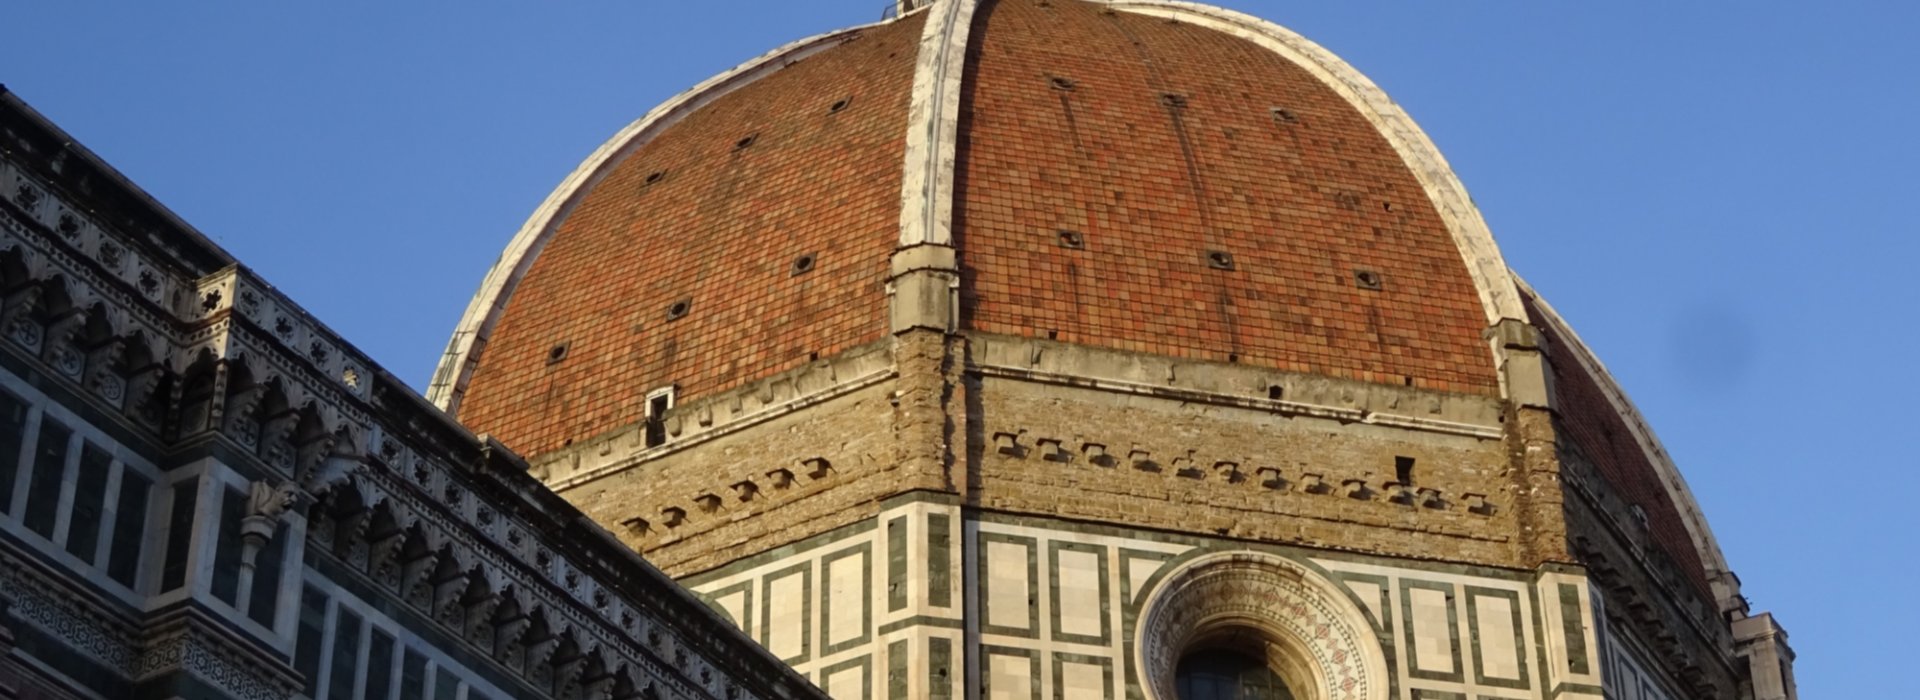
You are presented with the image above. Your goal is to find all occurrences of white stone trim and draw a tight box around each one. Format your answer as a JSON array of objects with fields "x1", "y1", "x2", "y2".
[
  {"x1": 1098, "y1": 1, "x2": 1528, "y2": 330},
  {"x1": 894, "y1": 0, "x2": 980, "y2": 249},
  {"x1": 1513, "y1": 276, "x2": 1733, "y2": 596},
  {"x1": 428, "y1": 19, "x2": 896, "y2": 414},
  {"x1": 1136, "y1": 551, "x2": 1389, "y2": 700}
]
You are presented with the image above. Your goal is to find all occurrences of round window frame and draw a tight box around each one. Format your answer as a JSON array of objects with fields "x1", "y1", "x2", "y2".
[{"x1": 1135, "y1": 551, "x2": 1388, "y2": 700}]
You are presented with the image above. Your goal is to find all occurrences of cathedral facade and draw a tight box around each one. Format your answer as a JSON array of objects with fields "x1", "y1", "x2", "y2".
[{"x1": 0, "y1": 1, "x2": 1794, "y2": 699}]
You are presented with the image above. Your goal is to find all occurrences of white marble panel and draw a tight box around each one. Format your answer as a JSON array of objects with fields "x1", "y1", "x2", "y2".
[
  {"x1": 767, "y1": 571, "x2": 806, "y2": 659},
  {"x1": 1345, "y1": 579, "x2": 1383, "y2": 626},
  {"x1": 1059, "y1": 660, "x2": 1105, "y2": 700},
  {"x1": 1474, "y1": 593, "x2": 1520, "y2": 680},
  {"x1": 1410, "y1": 586, "x2": 1454, "y2": 674},
  {"x1": 1056, "y1": 549, "x2": 1101, "y2": 637},
  {"x1": 826, "y1": 551, "x2": 864, "y2": 646},
  {"x1": 715, "y1": 590, "x2": 748, "y2": 633},
  {"x1": 987, "y1": 540, "x2": 1030, "y2": 630},
  {"x1": 989, "y1": 653, "x2": 1033, "y2": 700},
  {"x1": 1126, "y1": 556, "x2": 1163, "y2": 604}
]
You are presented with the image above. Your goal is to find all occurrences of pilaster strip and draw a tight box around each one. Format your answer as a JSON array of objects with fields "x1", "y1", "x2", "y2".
[{"x1": 895, "y1": 0, "x2": 981, "y2": 249}]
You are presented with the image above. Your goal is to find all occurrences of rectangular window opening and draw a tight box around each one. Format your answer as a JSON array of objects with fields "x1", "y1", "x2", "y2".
[
  {"x1": 0, "y1": 391, "x2": 29, "y2": 513},
  {"x1": 247, "y1": 522, "x2": 290, "y2": 627},
  {"x1": 328, "y1": 607, "x2": 364, "y2": 700},
  {"x1": 433, "y1": 666, "x2": 460, "y2": 700},
  {"x1": 294, "y1": 586, "x2": 329, "y2": 699},
  {"x1": 399, "y1": 648, "x2": 428, "y2": 700},
  {"x1": 159, "y1": 477, "x2": 200, "y2": 592},
  {"x1": 22, "y1": 418, "x2": 71, "y2": 538},
  {"x1": 366, "y1": 627, "x2": 396, "y2": 700},
  {"x1": 643, "y1": 387, "x2": 675, "y2": 448},
  {"x1": 64, "y1": 443, "x2": 112, "y2": 562},
  {"x1": 210, "y1": 487, "x2": 247, "y2": 605},
  {"x1": 106, "y1": 470, "x2": 152, "y2": 587}
]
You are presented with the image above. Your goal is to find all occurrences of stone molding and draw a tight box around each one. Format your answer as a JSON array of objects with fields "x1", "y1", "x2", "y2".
[
  {"x1": 1135, "y1": 551, "x2": 1389, "y2": 700},
  {"x1": 0, "y1": 545, "x2": 140, "y2": 677}
]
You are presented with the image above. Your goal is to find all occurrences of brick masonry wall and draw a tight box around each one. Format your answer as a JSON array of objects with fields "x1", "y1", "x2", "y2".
[
  {"x1": 460, "y1": 12, "x2": 927, "y2": 457},
  {"x1": 558, "y1": 379, "x2": 907, "y2": 577},
  {"x1": 962, "y1": 370, "x2": 1527, "y2": 570},
  {"x1": 955, "y1": 0, "x2": 1498, "y2": 395}
]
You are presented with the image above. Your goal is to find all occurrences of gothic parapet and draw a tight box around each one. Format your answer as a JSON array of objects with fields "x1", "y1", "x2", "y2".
[{"x1": 0, "y1": 87, "x2": 824, "y2": 700}]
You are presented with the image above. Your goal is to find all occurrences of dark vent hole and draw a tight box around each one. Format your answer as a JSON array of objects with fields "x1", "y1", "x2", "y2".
[
  {"x1": 1050, "y1": 76, "x2": 1077, "y2": 91},
  {"x1": 1161, "y1": 93, "x2": 1188, "y2": 109},
  {"x1": 645, "y1": 170, "x2": 667, "y2": 186},
  {"x1": 1268, "y1": 385, "x2": 1284, "y2": 401},
  {"x1": 666, "y1": 298, "x2": 692, "y2": 321},
  {"x1": 1355, "y1": 269, "x2": 1383, "y2": 290},
  {"x1": 735, "y1": 133, "x2": 759, "y2": 150},
  {"x1": 1206, "y1": 250, "x2": 1235, "y2": 271},
  {"x1": 1057, "y1": 230, "x2": 1085, "y2": 249},
  {"x1": 547, "y1": 342, "x2": 571, "y2": 365},
  {"x1": 1395, "y1": 456, "x2": 1416, "y2": 486},
  {"x1": 791, "y1": 253, "x2": 818, "y2": 276},
  {"x1": 829, "y1": 97, "x2": 853, "y2": 113},
  {"x1": 1271, "y1": 107, "x2": 1300, "y2": 124}
]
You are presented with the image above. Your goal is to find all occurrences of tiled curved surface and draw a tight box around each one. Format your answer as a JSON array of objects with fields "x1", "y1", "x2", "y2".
[
  {"x1": 458, "y1": 14, "x2": 926, "y2": 456},
  {"x1": 954, "y1": 0, "x2": 1498, "y2": 394}
]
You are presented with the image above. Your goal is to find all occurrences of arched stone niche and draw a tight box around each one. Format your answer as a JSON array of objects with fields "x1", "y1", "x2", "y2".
[{"x1": 1136, "y1": 552, "x2": 1388, "y2": 700}]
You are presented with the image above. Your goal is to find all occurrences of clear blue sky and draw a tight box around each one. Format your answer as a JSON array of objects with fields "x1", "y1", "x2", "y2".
[{"x1": 4, "y1": 1, "x2": 1910, "y2": 695}]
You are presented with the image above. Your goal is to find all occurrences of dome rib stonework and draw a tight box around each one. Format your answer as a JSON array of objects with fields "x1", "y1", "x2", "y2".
[{"x1": 433, "y1": 2, "x2": 1796, "y2": 699}]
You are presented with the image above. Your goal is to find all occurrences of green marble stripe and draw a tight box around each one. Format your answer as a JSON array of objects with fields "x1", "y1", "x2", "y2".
[
  {"x1": 928, "y1": 512, "x2": 952, "y2": 607},
  {"x1": 888, "y1": 640, "x2": 909, "y2": 700},
  {"x1": 1557, "y1": 583, "x2": 1590, "y2": 675},
  {"x1": 930, "y1": 637, "x2": 954, "y2": 700},
  {"x1": 878, "y1": 615, "x2": 966, "y2": 635},
  {"x1": 888, "y1": 516, "x2": 908, "y2": 612}
]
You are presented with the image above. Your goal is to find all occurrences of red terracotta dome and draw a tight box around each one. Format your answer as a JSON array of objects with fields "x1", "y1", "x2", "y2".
[
  {"x1": 435, "y1": 0, "x2": 1514, "y2": 457},
  {"x1": 431, "y1": 0, "x2": 1730, "y2": 603}
]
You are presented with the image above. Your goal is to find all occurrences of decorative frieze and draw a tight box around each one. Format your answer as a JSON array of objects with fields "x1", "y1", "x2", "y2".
[{"x1": 986, "y1": 427, "x2": 1496, "y2": 518}]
